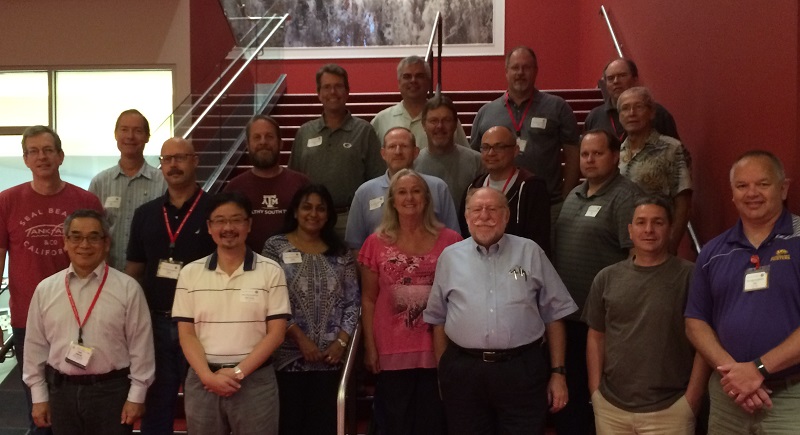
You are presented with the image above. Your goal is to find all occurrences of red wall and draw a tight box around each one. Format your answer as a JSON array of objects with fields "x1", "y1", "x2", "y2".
[{"x1": 190, "y1": 0, "x2": 236, "y2": 93}]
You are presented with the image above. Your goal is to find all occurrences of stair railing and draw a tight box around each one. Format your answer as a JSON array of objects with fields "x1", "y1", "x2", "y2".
[
  {"x1": 337, "y1": 311, "x2": 362, "y2": 435},
  {"x1": 598, "y1": 5, "x2": 702, "y2": 254},
  {"x1": 424, "y1": 11, "x2": 443, "y2": 96}
]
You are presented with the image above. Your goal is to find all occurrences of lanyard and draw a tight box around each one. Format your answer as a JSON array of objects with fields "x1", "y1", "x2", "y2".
[
  {"x1": 162, "y1": 191, "x2": 203, "y2": 253},
  {"x1": 750, "y1": 254, "x2": 761, "y2": 270},
  {"x1": 608, "y1": 114, "x2": 626, "y2": 142},
  {"x1": 65, "y1": 264, "x2": 109, "y2": 345},
  {"x1": 483, "y1": 169, "x2": 518, "y2": 195},
  {"x1": 504, "y1": 92, "x2": 535, "y2": 136}
]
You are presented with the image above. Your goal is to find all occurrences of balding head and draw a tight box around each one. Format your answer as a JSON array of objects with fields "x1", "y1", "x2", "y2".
[
  {"x1": 160, "y1": 137, "x2": 198, "y2": 188},
  {"x1": 480, "y1": 126, "x2": 519, "y2": 174}
]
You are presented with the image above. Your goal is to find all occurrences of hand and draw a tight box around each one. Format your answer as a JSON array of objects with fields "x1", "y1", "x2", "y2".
[
  {"x1": 297, "y1": 336, "x2": 324, "y2": 363},
  {"x1": 120, "y1": 401, "x2": 145, "y2": 425},
  {"x1": 32, "y1": 402, "x2": 51, "y2": 428},
  {"x1": 737, "y1": 387, "x2": 773, "y2": 414},
  {"x1": 364, "y1": 346, "x2": 381, "y2": 374},
  {"x1": 548, "y1": 374, "x2": 568, "y2": 413},
  {"x1": 200, "y1": 372, "x2": 241, "y2": 397},
  {"x1": 322, "y1": 339, "x2": 346, "y2": 365},
  {"x1": 718, "y1": 362, "x2": 763, "y2": 403}
]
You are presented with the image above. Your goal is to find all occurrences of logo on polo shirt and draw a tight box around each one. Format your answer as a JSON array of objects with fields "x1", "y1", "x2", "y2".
[
  {"x1": 262, "y1": 195, "x2": 279, "y2": 209},
  {"x1": 771, "y1": 249, "x2": 791, "y2": 262}
]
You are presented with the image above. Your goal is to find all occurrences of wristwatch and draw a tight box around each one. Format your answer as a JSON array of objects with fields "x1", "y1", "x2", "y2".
[
  {"x1": 753, "y1": 358, "x2": 770, "y2": 377},
  {"x1": 551, "y1": 366, "x2": 567, "y2": 375},
  {"x1": 233, "y1": 366, "x2": 245, "y2": 380}
]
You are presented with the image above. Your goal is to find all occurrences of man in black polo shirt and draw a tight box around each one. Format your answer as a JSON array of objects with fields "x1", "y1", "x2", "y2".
[{"x1": 125, "y1": 137, "x2": 216, "y2": 434}]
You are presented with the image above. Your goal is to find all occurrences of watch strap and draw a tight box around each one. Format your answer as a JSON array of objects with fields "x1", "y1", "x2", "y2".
[
  {"x1": 551, "y1": 366, "x2": 567, "y2": 375},
  {"x1": 754, "y1": 358, "x2": 770, "y2": 377}
]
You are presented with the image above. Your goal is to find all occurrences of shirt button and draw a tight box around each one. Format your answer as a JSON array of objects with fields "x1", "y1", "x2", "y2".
[{"x1": 489, "y1": 309, "x2": 494, "y2": 313}]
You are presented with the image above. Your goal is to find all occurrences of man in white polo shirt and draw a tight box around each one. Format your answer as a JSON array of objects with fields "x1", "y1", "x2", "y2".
[{"x1": 173, "y1": 192, "x2": 290, "y2": 435}]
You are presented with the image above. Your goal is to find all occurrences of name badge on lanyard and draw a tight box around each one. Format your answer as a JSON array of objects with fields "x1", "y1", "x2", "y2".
[
  {"x1": 157, "y1": 259, "x2": 184, "y2": 279},
  {"x1": 743, "y1": 254, "x2": 769, "y2": 292}
]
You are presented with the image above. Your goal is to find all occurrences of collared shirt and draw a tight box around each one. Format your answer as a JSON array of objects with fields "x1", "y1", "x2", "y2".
[
  {"x1": 555, "y1": 170, "x2": 641, "y2": 318},
  {"x1": 424, "y1": 234, "x2": 577, "y2": 349},
  {"x1": 345, "y1": 171, "x2": 460, "y2": 249},
  {"x1": 685, "y1": 210, "x2": 800, "y2": 379},
  {"x1": 126, "y1": 187, "x2": 216, "y2": 311},
  {"x1": 414, "y1": 146, "x2": 484, "y2": 207},
  {"x1": 289, "y1": 112, "x2": 385, "y2": 208},
  {"x1": 619, "y1": 131, "x2": 691, "y2": 198},
  {"x1": 584, "y1": 100, "x2": 680, "y2": 141},
  {"x1": 23, "y1": 262, "x2": 155, "y2": 404},
  {"x1": 469, "y1": 90, "x2": 581, "y2": 200},
  {"x1": 370, "y1": 101, "x2": 469, "y2": 150},
  {"x1": 89, "y1": 161, "x2": 168, "y2": 270},
  {"x1": 172, "y1": 249, "x2": 291, "y2": 364}
]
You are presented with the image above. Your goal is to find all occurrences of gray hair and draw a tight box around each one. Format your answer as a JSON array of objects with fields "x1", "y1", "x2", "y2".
[
  {"x1": 396, "y1": 55, "x2": 431, "y2": 81},
  {"x1": 64, "y1": 209, "x2": 111, "y2": 238}
]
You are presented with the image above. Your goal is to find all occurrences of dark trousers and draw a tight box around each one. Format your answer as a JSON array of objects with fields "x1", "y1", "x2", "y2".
[
  {"x1": 140, "y1": 314, "x2": 188, "y2": 435},
  {"x1": 48, "y1": 373, "x2": 132, "y2": 435},
  {"x1": 276, "y1": 370, "x2": 339, "y2": 435},
  {"x1": 374, "y1": 368, "x2": 446, "y2": 435},
  {"x1": 13, "y1": 327, "x2": 54, "y2": 435},
  {"x1": 551, "y1": 320, "x2": 595, "y2": 435},
  {"x1": 439, "y1": 344, "x2": 548, "y2": 435}
]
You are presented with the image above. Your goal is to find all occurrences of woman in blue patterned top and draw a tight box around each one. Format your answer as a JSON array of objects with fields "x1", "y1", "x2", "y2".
[{"x1": 262, "y1": 184, "x2": 360, "y2": 435}]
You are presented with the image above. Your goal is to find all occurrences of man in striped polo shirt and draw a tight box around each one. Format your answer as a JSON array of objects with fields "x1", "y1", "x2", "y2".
[{"x1": 173, "y1": 192, "x2": 290, "y2": 435}]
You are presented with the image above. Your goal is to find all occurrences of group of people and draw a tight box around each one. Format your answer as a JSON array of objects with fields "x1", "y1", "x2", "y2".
[{"x1": 0, "y1": 43, "x2": 796, "y2": 435}]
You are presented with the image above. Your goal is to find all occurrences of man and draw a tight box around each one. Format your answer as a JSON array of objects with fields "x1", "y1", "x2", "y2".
[
  {"x1": 459, "y1": 125, "x2": 551, "y2": 255},
  {"x1": 584, "y1": 196, "x2": 707, "y2": 434},
  {"x1": 414, "y1": 95, "x2": 483, "y2": 206},
  {"x1": 23, "y1": 209, "x2": 155, "y2": 434},
  {"x1": 371, "y1": 56, "x2": 468, "y2": 149},
  {"x1": 346, "y1": 126, "x2": 459, "y2": 250},
  {"x1": 617, "y1": 87, "x2": 691, "y2": 253},
  {"x1": 224, "y1": 115, "x2": 309, "y2": 252},
  {"x1": 89, "y1": 109, "x2": 168, "y2": 269},
  {"x1": 584, "y1": 58, "x2": 680, "y2": 141},
  {"x1": 0, "y1": 125, "x2": 103, "y2": 435},
  {"x1": 424, "y1": 187, "x2": 578, "y2": 435},
  {"x1": 289, "y1": 64, "x2": 385, "y2": 238},
  {"x1": 125, "y1": 137, "x2": 216, "y2": 434},
  {"x1": 686, "y1": 151, "x2": 800, "y2": 433},
  {"x1": 552, "y1": 129, "x2": 641, "y2": 434},
  {"x1": 470, "y1": 46, "x2": 581, "y2": 227},
  {"x1": 173, "y1": 192, "x2": 290, "y2": 435}
]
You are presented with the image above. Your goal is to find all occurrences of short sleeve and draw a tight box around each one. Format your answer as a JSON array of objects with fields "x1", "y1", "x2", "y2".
[
  {"x1": 357, "y1": 234, "x2": 382, "y2": 273},
  {"x1": 582, "y1": 269, "x2": 608, "y2": 331}
]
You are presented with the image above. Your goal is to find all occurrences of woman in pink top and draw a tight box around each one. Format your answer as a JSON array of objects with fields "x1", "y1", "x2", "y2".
[{"x1": 359, "y1": 169, "x2": 462, "y2": 435}]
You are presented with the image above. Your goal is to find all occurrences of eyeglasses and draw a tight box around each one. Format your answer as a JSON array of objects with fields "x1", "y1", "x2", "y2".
[
  {"x1": 209, "y1": 216, "x2": 249, "y2": 227},
  {"x1": 159, "y1": 153, "x2": 195, "y2": 163},
  {"x1": 480, "y1": 144, "x2": 515, "y2": 153},
  {"x1": 65, "y1": 234, "x2": 105, "y2": 245},
  {"x1": 618, "y1": 103, "x2": 650, "y2": 114},
  {"x1": 24, "y1": 147, "x2": 58, "y2": 157},
  {"x1": 467, "y1": 205, "x2": 504, "y2": 215}
]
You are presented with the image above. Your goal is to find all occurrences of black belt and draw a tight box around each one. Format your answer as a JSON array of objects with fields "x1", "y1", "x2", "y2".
[
  {"x1": 208, "y1": 358, "x2": 272, "y2": 373},
  {"x1": 45, "y1": 365, "x2": 130, "y2": 386},
  {"x1": 150, "y1": 309, "x2": 172, "y2": 318},
  {"x1": 452, "y1": 338, "x2": 543, "y2": 363},
  {"x1": 764, "y1": 373, "x2": 800, "y2": 391}
]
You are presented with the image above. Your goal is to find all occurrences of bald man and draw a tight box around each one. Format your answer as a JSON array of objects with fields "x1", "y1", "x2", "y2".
[{"x1": 125, "y1": 138, "x2": 216, "y2": 434}]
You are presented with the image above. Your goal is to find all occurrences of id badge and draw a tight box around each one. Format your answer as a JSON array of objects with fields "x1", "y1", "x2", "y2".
[
  {"x1": 307, "y1": 136, "x2": 323, "y2": 147},
  {"x1": 585, "y1": 205, "x2": 602, "y2": 217},
  {"x1": 531, "y1": 117, "x2": 548, "y2": 130},
  {"x1": 240, "y1": 288, "x2": 260, "y2": 303},
  {"x1": 156, "y1": 259, "x2": 183, "y2": 280},
  {"x1": 516, "y1": 137, "x2": 528, "y2": 153},
  {"x1": 369, "y1": 196, "x2": 384, "y2": 210},
  {"x1": 743, "y1": 265, "x2": 769, "y2": 292},
  {"x1": 282, "y1": 252, "x2": 302, "y2": 264},
  {"x1": 65, "y1": 341, "x2": 93, "y2": 369},
  {"x1": 104, "y1": 196, "x2": 122, "y2": 209}
]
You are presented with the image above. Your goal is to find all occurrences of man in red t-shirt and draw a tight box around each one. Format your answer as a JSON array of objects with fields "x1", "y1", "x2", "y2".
[{"x1": 0, "y1": 125, "x2": 103, "y2": 434}]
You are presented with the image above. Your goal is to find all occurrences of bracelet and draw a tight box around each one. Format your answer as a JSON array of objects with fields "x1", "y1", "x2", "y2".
[
  {"x1": 337, "y1": 338, "x2": 348, "y2": 348},
  {"x1": 754, "y1": 358, "x2": 770, "y2": 377}
]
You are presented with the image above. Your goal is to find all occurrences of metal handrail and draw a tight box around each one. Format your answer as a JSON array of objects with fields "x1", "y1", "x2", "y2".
[
  {"x1": 174, "y1": 12, "x2": 288, "y2": 138},
  {"x1": 599, "y1": 5, "x2": 623, "y2": 57},
  {"x1": 598, "y1": 5, "x2": 702, "y2": 254},
  {"x1": 337, "y1": 314, "x2": 362, "y2": 435},
  {"x1": 424, "y1": 11, "x2": 443, "y2": 96}
]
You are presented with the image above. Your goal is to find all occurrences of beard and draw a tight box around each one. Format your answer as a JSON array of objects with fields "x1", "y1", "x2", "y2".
[{"x1": 251, "y1": 149, "x2": 279, "y2": 169}]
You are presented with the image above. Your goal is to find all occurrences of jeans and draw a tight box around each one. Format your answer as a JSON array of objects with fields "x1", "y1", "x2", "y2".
[{"x1": 140, "y1": 314, "x2": 188, "y2": 435}]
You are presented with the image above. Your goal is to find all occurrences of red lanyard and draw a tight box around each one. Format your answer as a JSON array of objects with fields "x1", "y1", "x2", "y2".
[
  {"x1": 504, "y1": 92, "x2": 535, "y2": 135},
  {"x1": 750, "y1": 255, "x2": 760, "y2": 269},
  {"x1": 162, "y1": 191, "x2": 203, "y2": 251},
  {"x1": 608, "y1": 114, "x2": 626, "y2": 141},
  {"x1": 484, "y1": 169, "x2": 518, "y2": 195},
  {"x1": 65, "y1": 264, "x2": 109, "y2": 345}
]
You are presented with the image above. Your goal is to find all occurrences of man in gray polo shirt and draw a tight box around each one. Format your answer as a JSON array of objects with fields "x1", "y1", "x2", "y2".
[
  {"x1": 553, "y1": 129, "x2": 641, "y2": 434},
  {"x1": 470, "y1": 46, "x2": 581, "y2": 227},
  {"x1": 289, "y1": 64, "x2": 385, "y2": 238}
]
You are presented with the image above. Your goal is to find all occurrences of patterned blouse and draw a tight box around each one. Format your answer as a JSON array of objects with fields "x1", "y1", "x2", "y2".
[
  {"x1": 619, "y1": 130, "x2": 691, "y2": 198},
  {"x1": 263, "y1": 234, "x2": 360, "y2": 371}
]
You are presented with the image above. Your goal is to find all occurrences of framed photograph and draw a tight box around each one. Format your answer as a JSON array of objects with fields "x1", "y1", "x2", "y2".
[{"x1": 220, "y1": 0, "x2": 504, "y2": 59}]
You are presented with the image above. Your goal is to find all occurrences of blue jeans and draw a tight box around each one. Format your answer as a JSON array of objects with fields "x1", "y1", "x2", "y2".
[
  {"x1": 140, "y1": 314, "x2": 188, "y2": 435},
  {"x1": 13, "y1": 327, "x2": 54, "y2": 435}
]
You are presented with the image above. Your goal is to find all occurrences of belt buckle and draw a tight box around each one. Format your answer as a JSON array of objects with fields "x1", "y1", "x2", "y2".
[{"x1": 482, "y1": 351, "x2": 498, "y2": 363}]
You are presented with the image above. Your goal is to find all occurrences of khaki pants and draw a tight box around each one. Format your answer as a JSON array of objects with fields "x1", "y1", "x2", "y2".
[
  {"x1": 592, "y1": 389, "x2": 695, "y2": 435},
  {"x1": 707, "y1": 371, "x2": 800, "y2": 435}
]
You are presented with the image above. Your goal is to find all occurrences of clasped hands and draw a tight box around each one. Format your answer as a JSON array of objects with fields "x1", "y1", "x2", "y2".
[{"x1": 718, "y1": 361, "x2": 773, "y2": 414}]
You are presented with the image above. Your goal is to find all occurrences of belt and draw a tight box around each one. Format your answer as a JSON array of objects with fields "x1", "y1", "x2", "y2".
[
  {"x1": 763, "y1": 373, "x2": 800, "y2": 391},
  {"x1": 45, "y1": 365, "x2": 130, "y2": 386},
  {"x1": 452, "y1": 338, "x2": 543, "y2": 363},
  {"x1": 208, "y1": 358, "x2": 272, "y2": 373},
  {"x1": 150, "y1": 309, "x2": 172, "y2": 318}
]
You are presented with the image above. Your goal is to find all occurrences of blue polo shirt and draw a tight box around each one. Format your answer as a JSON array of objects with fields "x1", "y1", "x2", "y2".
[{"x1": 685, "y1": 210, "x2": 800, "y2": 379}]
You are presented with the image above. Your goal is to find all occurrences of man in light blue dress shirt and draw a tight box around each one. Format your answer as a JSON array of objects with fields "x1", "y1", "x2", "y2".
[{"x1": 424, "y1": 187, "x2": 577, "y2": 435}]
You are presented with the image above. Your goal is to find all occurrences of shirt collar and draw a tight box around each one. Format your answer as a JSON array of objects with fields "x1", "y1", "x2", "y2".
[
  {"x1": 206, "y1": 248, "x2": 257, "y2": 272},
  {"x1": 161, "y1": 184, "x2": 203, "y2": 210},
  {"x1": 470, "y1": 234, "x2": 507, "y2": 256},
  {"x1": 576, "y1": 170, "x2": 622, "y2": 199},
  {"x1": 68, "y1": 261, "x2": 107, "y2": 280},
  {"x1": 113, "y1": 160, "x2": 158, "y2": 180},
  {"x1": 726, "y1": 209, "x2": 793, "y2": 247},
  {"x1": 315, "y1": 111, "x2": 355, "y2": 133}
]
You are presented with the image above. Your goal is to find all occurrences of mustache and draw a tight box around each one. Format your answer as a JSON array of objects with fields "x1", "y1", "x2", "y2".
[{"x1": 167, "y1": 168, "x2": 184, "y2": 176}]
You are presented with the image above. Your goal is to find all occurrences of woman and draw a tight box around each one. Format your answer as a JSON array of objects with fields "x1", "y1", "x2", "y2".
[
  {"x1": 262, "y1": 184, "x2": 360, "y2": 435},
  {"x1": 359, "y1": 168, "x2": 462, "y2": 435}
]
